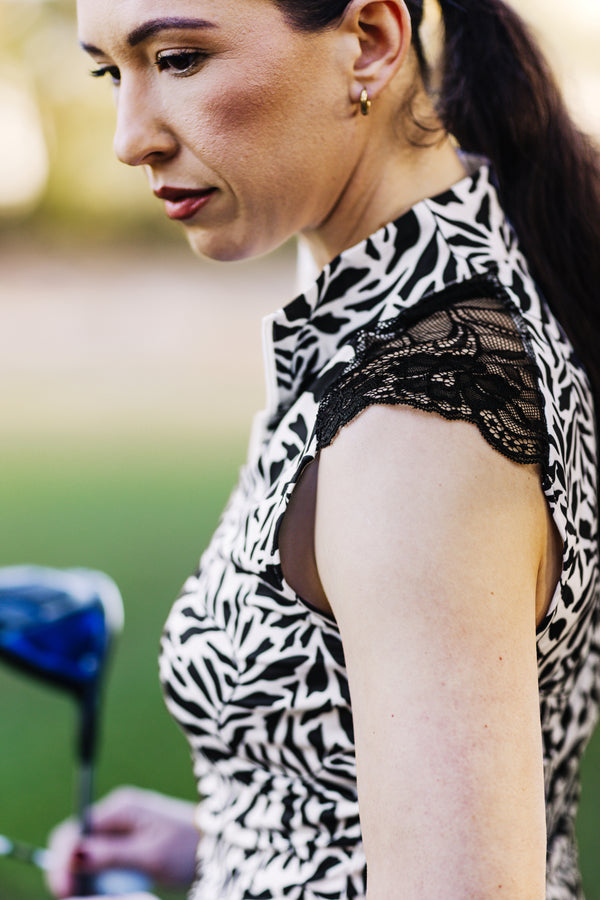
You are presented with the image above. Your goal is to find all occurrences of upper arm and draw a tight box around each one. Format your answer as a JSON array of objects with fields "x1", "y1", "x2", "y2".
[{"x1": 314, "y1": 404, "x2": 548, "y2": 900}]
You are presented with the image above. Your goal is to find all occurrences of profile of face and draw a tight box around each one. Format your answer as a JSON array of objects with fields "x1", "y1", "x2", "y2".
[{"x1": 77, "y1": 0, "x2": 374, "y2": 262}]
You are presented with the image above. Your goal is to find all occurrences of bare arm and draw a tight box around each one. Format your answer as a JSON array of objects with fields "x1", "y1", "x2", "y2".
[{"x1": 315, "y1": 405, "x2": 548, "y2": 900}]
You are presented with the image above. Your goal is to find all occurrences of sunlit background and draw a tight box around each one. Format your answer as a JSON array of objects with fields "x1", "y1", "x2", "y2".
[{"x1": 0, "y1": 2, "x2": 599, "y2": 899}]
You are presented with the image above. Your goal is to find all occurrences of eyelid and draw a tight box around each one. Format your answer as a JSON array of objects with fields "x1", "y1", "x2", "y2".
[
  {"x1": 155, "y1": 48, "x2": 207, "y2": 76},
  {"x1": 88, "y1": 48, "x2": 206, "y2": 83},
  {"x1": 90, "y1": 65, "x2": 121, "y2": 83}
]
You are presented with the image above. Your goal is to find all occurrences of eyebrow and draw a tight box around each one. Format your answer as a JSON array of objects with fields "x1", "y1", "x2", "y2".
[
  {"x1": 80, "y1": 17, "x2": 217, "y2": 55},
  {"x1": 127, "y1": 17, "x2": 217, "y2": 48}
]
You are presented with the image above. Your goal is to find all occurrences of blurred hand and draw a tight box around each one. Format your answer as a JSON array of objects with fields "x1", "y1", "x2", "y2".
[{"x1": 47, "y1": 786, "x2": 198, "y2": 899}]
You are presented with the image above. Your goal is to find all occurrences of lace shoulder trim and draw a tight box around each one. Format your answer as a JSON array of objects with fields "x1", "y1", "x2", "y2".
[{"x1": 315, "y1": 283, "x2": 548, "y2": 466}]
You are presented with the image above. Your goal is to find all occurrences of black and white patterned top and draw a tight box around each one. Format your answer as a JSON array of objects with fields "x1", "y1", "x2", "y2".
[{"x1": 160, "y1": 161, "x2": 600, "y2": 900}]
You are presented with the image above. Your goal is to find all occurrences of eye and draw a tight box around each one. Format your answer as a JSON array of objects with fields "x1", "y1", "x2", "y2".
[
  {"x1": 155, "y1": 49, "x2": 206, "y2": 77},
  {"x1": 90, "y1": 65, "x2": 121, "y2": 85}
]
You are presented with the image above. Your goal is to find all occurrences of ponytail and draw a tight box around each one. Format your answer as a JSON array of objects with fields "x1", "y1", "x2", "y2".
[
  {"x1": 275, "y1": 0, "x2": 600, "y2": 406},
  {"x1": 434, "y1": 0, "x2": 600, "y2": 406}
]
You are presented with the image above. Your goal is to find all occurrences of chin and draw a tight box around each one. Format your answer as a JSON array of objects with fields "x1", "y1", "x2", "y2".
[{"x1": 183, "y1": 224, "x2": 286, "y2": 264}]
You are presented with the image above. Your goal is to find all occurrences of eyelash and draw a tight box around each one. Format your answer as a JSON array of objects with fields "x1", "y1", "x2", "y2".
[
  {"x1": 90, "y1": 50, "x2": 205, "y2": 85},
  {"x1": 155, "y1": 49, "x2": 206, "y2": 76},
  {"x1": 90, "y1": 65, "x2": 121, "y2": 84}
]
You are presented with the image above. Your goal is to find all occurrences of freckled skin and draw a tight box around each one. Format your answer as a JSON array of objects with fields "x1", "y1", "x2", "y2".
[
  {"x1": 76, "y1": 0, "x2": 366, "y2": 261},
  {"x1": 77, "y1": 0, "x2": 467, "y2": 266}
]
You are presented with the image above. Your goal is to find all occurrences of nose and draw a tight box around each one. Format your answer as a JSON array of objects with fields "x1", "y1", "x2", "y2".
[{"x1": 113, "y1": 78, "x2": 177, "y2": 167}]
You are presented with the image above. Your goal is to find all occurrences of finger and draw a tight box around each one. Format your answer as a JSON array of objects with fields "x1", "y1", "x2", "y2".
[
  {"x1": 68, "y1": 835, "x2": 143, "y2": 874},
  {"x1": 45, "y1": 820, "x2": 83, "y2": 898},
  {"x1": 46, "y1": 833, "x2": 135, "y2": 896},
  {"x1": 85, "y1": 786, "x2": 150, "y2": 832}
]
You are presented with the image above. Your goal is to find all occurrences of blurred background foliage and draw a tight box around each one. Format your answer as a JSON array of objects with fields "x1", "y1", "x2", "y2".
[
  {"x1": 0, "y1": 0, "x2": 174, "y2": 241},
  {"x1": 0, "y1": 0, "x2": 599, "y2": 239},
  {"x1": 0, "y1": 1, "x2": 599, "y2": 899}
]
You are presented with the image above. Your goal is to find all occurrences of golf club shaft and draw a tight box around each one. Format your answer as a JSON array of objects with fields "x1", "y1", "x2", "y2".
[
  {"x1": 74, "y1": 691, "x2": 98, "y2": 895},
  {"x1": 0, "y1": 835, "x2": 48, "y2": 869},
  {"x1": 79, "y1": 758, "x2": 95, "y2": 836},
  {"x1": 74, "y1": 773, "x2": 97, "y2": 895},
  {"x1": 0, "y1": 834, "x2": 153, "y2": 895}
]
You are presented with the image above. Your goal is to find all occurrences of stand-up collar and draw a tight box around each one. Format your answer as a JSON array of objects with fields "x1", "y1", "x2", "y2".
[{"x1": 262, "y1": 161, "x2": 523, "y2": 418}]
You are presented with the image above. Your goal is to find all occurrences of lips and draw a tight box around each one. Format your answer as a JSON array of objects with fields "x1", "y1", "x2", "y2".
[{"x1": 153, "y1": 187, "x2": 216, "y2": 221}]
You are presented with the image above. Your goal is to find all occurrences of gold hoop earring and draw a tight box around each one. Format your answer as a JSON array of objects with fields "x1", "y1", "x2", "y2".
[{"x1": 360, "y1": 87, "x2": 371, "y2": 117}]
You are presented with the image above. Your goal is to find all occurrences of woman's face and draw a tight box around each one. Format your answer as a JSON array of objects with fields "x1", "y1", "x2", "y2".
[{"x1": 77, "y1": 0, "x2": 364, "y2": 261}]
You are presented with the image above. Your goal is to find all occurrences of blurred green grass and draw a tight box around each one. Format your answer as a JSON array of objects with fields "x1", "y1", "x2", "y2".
[
  {"x1": 0, "y1": 437, "x2": 599, "y2": 900},
  {"x1": 0, "y1": 438, "x2": 246, "y2": 900}
]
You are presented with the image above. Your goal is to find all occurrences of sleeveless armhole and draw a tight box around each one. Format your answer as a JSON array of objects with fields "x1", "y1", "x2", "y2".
[{"x1": 315, "y1": 289, "x2": 549, "y2": 466}]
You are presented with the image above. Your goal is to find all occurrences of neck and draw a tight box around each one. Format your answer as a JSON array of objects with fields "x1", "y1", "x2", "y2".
[{"x1": 301, "y1": 135, "x2": 467, "y2": 273}]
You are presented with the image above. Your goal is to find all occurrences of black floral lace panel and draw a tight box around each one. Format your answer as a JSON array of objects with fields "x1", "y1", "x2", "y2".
[{"x1": 315, "y1": 293, "x2": 548, "y2": 465}]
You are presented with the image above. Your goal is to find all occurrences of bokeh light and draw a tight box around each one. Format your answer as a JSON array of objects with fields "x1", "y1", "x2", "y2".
[
  {"x1": 0, "y1": 74, "x2": 48, "y2": 210},
  {"x1": 0, "y1": 0, "x2": 599, "y2": 232}
]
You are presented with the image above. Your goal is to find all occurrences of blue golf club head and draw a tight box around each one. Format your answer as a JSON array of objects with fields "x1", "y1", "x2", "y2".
[
  {"x1": 0, "y1": 566, "x2": 123, "y2": 698},
  {"x1": 0, "y1": 567, "x2": 150, "y2": 895}
]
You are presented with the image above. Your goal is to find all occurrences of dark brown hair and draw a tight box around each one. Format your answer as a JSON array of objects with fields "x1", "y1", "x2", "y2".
[{"x1": 275, "y1": 0, "x2": 600, "y2": 410}]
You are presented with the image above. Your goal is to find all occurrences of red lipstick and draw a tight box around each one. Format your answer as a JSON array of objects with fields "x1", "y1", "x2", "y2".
[{"x1": 154, "y1": 187, "x2": 216, "y2": 221}]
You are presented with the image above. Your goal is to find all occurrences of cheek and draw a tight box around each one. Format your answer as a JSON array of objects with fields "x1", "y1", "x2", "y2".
[
  {"x1": 205, "y1": 74, "x2": 300, "y2": 168},
  {"x1": 179, "y1": 56, "x2": 340, "y2": 185}
]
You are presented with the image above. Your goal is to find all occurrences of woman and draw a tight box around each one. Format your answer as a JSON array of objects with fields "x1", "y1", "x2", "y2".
[{"x1": 49, "y1": 0, "x2": 600, "y2": 897}]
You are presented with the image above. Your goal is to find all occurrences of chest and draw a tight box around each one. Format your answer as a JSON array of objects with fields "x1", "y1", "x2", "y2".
[{"x1": 160, "y1": 393, "x2": 357, "y2": 772}]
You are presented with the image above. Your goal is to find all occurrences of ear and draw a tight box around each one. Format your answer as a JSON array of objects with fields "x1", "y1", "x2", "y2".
[{"x1": 343, "y1": 0, "x2": 413, "y2": 104}]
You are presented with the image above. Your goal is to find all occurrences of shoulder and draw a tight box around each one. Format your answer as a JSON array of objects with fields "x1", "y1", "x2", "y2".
[
  {"x1": 316, "y1": 402, "x2": 547, "y2": 607},
  {"x1": 313, "y1": 285, "x2": 553, "y2": 628},
  {"x1": 316, "y1": 289, "x2": 548, "y2": 467}
]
